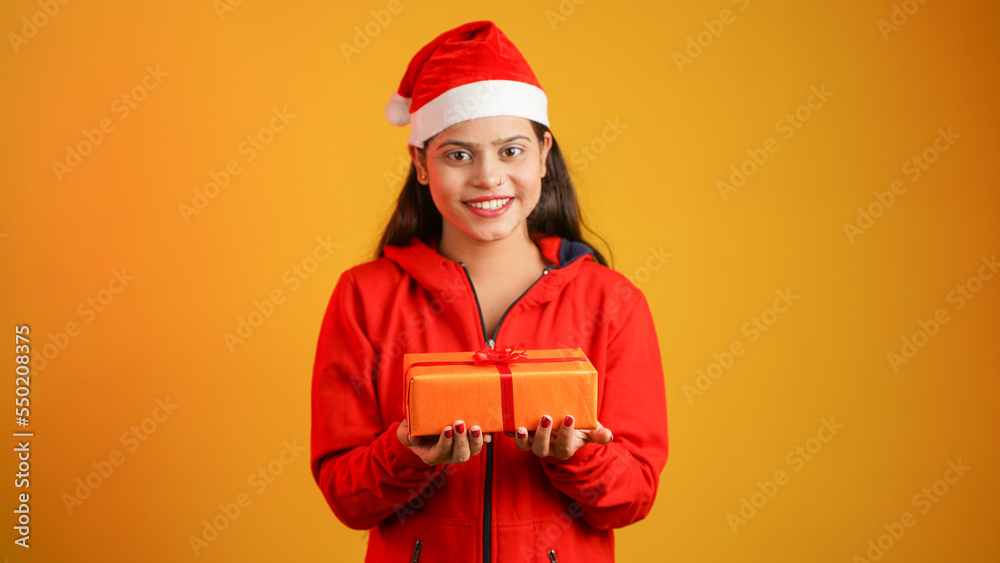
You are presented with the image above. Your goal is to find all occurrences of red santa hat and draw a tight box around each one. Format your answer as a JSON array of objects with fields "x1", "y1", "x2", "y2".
[{"x1": 385, "y1": 20, "x2": 549, "y2": 148}]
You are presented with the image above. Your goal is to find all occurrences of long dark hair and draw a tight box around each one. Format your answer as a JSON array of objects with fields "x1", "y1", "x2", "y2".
[{"x1": 376, "y1": 121, "x2": 610, "y2": 266}]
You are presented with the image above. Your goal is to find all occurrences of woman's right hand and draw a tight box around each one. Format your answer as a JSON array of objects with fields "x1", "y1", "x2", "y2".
[{"x1": 397, "y1": 419, "x2": 492, "y2": 466}]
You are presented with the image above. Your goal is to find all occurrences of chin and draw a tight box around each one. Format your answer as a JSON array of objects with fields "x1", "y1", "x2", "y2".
[
  {"x1": 464, "y1": 223, "x2": 519, "y2": 243},
  {"x1": 468, "y1": 230, "x2": 513, "y2": 243}
]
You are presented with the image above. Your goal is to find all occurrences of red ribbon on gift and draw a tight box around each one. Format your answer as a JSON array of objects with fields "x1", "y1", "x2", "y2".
[
  {"x1": 472, "y1": 344, "x2": 527, "y2": 433},
  {"x1": 472, "y1": 343, "x2": 528, "y2": 366},
  {"x1": 404, "y1": 344, "x2": 581, "y2": 434}
]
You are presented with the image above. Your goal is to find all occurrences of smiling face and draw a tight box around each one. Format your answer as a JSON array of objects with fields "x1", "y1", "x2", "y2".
[{"x1": 410, "y1": 116, "x2": 553, "y2": 248}]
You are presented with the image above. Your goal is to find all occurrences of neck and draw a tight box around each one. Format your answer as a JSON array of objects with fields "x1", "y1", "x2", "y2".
[{"x1": 438, "y1": 225, "x2": 545, "y2": 277}]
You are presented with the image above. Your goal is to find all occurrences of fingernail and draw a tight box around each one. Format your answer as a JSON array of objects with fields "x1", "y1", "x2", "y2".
[
  {"x1": 541, "y1": 416, "x2": 552, "y2": 429},
  {"x1": 516, "y1": 428, "x2": 527, "y2": 438},
  {"x1": 471, "y1": 428, "x2": 481, "y2": 438},
  {"x1": 564, "y1": 415, "x2": 574, "y2": 427},
  {"x1": 456, "y1": 422, "x2": 466, "y2": 434},
  {"x1": 445, "y1": 428, "x2": 453, "y2": 439}
]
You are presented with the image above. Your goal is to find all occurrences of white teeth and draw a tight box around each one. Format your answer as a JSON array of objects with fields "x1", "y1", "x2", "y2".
[{"x1": 467, "y1": 198, "x2": 511, "y2": 210}]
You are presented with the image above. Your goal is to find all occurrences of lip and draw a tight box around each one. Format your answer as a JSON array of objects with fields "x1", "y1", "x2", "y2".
[{"x1": 464, "y1": 196, "x2": 513, "y2": 218}]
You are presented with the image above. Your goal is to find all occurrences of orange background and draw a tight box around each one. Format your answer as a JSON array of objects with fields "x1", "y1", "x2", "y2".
[{"x1": 1, "y1": 0, "x2": 998, "y2": 561}]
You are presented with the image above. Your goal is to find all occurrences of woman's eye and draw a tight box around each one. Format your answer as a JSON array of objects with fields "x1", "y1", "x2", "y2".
[
  {"x1": 447, "y1": 151, "x2": 471, "y2": 162},
  {"x1": 502, "y1": 146, "x2": 523, "y2": 157}
]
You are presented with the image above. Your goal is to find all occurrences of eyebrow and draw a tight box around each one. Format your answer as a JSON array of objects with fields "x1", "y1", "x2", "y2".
[{"x1": 435, "y1": 135, "x2": 531, "y2": 150}]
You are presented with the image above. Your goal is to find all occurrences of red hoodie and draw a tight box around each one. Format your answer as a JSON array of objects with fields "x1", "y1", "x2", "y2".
[{"x1": 311, "y1": 236, "x2": 669, "y2": 562}]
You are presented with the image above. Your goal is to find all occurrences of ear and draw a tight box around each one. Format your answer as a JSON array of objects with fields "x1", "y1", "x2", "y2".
[
  {"x1": 539, "y1": 131, "x2": 553, "y2": 179},
  {"x1": 408, "y1": 144, "x2": 429, "y2": 185}
]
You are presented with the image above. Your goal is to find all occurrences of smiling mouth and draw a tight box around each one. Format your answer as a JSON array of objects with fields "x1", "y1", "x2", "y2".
[{"x1": 465, "y1": 197, "x2": 512, "y2": 210}]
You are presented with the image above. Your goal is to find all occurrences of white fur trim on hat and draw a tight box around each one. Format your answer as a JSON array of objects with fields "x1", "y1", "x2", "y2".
[{"x1": 407, "y1": 80, "x2": 549, "y2": 147}]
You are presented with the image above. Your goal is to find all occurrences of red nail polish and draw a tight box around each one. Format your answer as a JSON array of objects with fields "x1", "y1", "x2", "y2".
[
  {"x1": 445, "y1": 428, "x2": 453, "y2": 438},
  {"x1": 541, "y1": 416, "x2": 551, "y2": 429},
  {"x1": 516, "y1": 429, "x2": 527, "y2": 438},
  {"x1": 564, "y1": 415, "x2": 574, "y2": 427},
  {"x1": 471, "y1": 428, "x2": 481, "y2": 438},
  {"x1": 456, "y1": 422, "x2": 466, "y2": 434}
]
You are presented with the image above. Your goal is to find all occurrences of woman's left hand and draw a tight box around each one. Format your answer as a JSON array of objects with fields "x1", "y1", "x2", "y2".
[{"x1": 511, "y1": 415, "x2": 613, "y2": 460}]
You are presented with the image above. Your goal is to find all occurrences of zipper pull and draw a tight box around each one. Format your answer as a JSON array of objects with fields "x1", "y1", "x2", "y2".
[
  {"x1": 547, "y1": 549, "x2": 557, "y2": 562},
  {"x1": 411, "y1": 539, "x2": 422, "y2": 562},
  {"x1": 486, "y1": 338, "x2": 495, "y2": 349}
]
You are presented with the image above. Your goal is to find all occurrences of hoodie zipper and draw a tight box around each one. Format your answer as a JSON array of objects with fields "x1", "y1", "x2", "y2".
[
  {"x1": 411, "y1": 539, "x2": 422, "y2": 562},
  {"x1": 458, "y1": 262, "x2": 550, "y2": 563},
  {"x1": 548, "y1": 549, "x2": 558, "y2": 562}
]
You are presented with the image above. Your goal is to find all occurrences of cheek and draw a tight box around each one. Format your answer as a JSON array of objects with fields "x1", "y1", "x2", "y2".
[
  {"x1": 513, "y1": 173, "x2": 543, "y2": 207},
  {"x1": 429, "y1": 165, "x2": 466, "y2": 189},
  {"x1": 427, "y1": 180, "x2": 467, "y2": 217},
  {"x1": 427, "y1": 186, "x2": 453, "y2": 215}
]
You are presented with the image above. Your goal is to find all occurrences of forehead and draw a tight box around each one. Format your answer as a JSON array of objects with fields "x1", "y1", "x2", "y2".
[{"x1": 428, "y1": 116, "x2": 534, "y2": 149}]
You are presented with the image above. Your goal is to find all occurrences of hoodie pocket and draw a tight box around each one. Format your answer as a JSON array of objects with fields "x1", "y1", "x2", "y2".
[
  {"x1": 410, "y1": 539, "x2": 422, "y2": 562},
  {"x1": 548, "y1": 549, "x2": 557, "y2": 562}
]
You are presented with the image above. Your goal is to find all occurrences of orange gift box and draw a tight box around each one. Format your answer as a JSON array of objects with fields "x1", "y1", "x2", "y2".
[{"x1": 403, "y1": 347, "x2": 598, "y2": 436}]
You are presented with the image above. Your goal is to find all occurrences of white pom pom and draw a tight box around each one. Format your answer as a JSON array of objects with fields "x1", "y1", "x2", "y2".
[{"x1": 385, "y1": 92, "x2": 411, "y2": 126}]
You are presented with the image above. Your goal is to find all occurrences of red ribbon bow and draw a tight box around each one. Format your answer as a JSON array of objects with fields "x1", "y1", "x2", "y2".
[{"x1": 473, "y1": 343, "x2": 528, "y2": 366}]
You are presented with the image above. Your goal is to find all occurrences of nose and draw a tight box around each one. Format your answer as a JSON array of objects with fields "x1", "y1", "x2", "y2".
[{"x1": 471, "y1": 154, "x2": 503, "y2": 189}]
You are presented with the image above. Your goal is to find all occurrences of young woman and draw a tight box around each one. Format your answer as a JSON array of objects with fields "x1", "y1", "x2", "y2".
[{"x1": 311, "y1": 20, "x2": 669, "y2": 562}]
